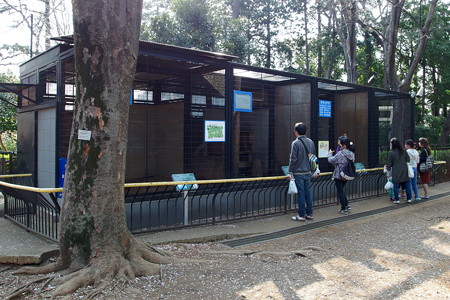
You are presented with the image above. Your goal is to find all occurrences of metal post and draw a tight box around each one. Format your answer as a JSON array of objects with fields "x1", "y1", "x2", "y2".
[{"x1": 183, "y1": 190, "x2": 189, "y2": 225}]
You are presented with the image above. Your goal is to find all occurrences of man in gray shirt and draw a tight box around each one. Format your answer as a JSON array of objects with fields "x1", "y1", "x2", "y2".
[{"x1": 288, "y1": 122, "x2": 316, "y2": 221}]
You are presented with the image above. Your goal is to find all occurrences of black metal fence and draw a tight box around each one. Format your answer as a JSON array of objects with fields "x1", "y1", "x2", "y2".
[
  {"x1": 122, "y1": 168, "x2": 387, "y2": 233},
  {"x1": 0, "y1": 163, "x2": 446, "y2": 240},
  {"x1": 0, "y1": 175, "x2": 59, "y2": 241}
]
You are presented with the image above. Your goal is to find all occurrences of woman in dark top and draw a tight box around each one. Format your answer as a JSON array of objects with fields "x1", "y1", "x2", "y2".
[
  {"x1": 418, "y1": 137, "x2": 431, "y2": 199},
  {"x1": 386, "y1": 138, "x2": 412, "y2": 204}
]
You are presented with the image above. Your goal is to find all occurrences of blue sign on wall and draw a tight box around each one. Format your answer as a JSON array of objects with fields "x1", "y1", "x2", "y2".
[
  {"x1": 319, "y1": 100, "x2": 332, "y2": 117},
  {"x1": 234, "y1": 90, "x2": 253, "y2": 112}
]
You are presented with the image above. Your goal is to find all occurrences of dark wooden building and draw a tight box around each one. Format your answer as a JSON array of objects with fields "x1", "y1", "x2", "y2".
[{"x1": 2, "y1": 37, "x2": 413, "y2": 187}]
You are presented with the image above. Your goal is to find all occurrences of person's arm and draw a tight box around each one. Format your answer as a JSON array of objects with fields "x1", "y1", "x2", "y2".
[
  {"x1": 327, "y1": 150, "x2": 339, "y2": 165},
  {"x1": 386, "y1": 151, "x2": 393, "y2": 169},
  {"x1": 419, "y1": 149, "x2": 427, "y2": 163},
  {"x1": 288, "y1": 142, "x2": 298, "y2": 173}
]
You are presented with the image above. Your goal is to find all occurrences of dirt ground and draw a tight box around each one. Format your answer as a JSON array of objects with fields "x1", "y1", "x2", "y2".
[{"x1": 0, "y1": 198, "x2": 449, "y2": 300}]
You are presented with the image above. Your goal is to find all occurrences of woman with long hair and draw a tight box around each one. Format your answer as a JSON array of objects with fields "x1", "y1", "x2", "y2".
[
  {"x1": 328, "y1": 136, "x2": 355, "y2": 214},
  {"x1": 386, "y1": 138, "x2": 412, "y2": 204},
  {"x1": 418, "y1": 137, "x2": 432, "y2": 198}
]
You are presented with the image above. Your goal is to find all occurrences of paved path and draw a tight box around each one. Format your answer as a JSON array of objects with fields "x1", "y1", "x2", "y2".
[{"x1": 1, "y1": 184, "x2": 449, "y2": 264}]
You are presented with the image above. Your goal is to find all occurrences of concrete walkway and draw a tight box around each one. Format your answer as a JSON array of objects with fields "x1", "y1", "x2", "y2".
[{"x1": 1, "y1": 184, "x2": 449, "y2": 264}]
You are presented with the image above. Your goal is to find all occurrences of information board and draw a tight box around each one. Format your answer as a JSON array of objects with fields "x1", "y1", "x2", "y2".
[
  {"x1": 205, "y1": 120, "x2": 226, "y2": 142},
  {"x1": 318, "y1": 141, "x2": 329, "y2": 158},
  {"x1": 234, "y1": 90, "x2": 252, "y2": 112},
  {"x1": 319, "y1": 100, "x2": 332, "y2": 117},
  {"x1": 171, "y1": 173, "x2": 199, "y2": 191}
]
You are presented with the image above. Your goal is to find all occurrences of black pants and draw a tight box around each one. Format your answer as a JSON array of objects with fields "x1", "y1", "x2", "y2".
[{"x1": 335, "y1": 179, "x2": 348, "y2": 210}]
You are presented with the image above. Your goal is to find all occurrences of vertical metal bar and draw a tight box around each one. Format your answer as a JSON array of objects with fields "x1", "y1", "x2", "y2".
[
  {"x1": 225, "y1": 63, "x2": 234, "y2": 178},
  {"x1": 183, "y1": 190, "x2": 189, "y2": 225}
]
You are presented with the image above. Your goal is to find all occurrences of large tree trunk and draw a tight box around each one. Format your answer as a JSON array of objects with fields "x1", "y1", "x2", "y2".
[
  {"x1": 304, "y1": 0, "x2": 309, "y2": 74},
  {"x1": 338, "y1": 0, "x2": 357, "y2": 83},
  {"x1": 398, "y1": 0, "x2": 438, "y2": 92},
  {"x1": 383, "y1": 0, "x2": 404, "y2": 91},
  {"x1": 16, "y1": 0, "x2": 178, "y2": 296},
  {"x1": 61, "y1": 0, "x2": 142, "y2": 269}
]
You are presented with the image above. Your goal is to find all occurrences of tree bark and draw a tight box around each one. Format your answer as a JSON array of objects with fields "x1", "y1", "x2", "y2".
[
  {"x1": 304, "y1": 0, "x2": 309, "y2": 74},
  {"x1": 398, "y1": 0, "x2": 438, "y2": 92},
  {"x1": 438, "y1": 114, "x2": 450, "y2": 146},
  {"x1": 16, "y1": 0, "x2": 181, "y2": 296},
  {"x1": 383, "y1": 0, "x2": 404, "y2": 91},
  {"x1": 61, "y1": 0, "x2": 143, "y2": 267}
]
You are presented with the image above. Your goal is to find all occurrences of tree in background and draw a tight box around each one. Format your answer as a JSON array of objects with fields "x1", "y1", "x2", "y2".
[
  {"x1": 0, "y1": 71, "x2": 18, "y2": 151},
  {"x1": 0, "y1": 0, "x2": 72, "y2": 67},
  {"x1": 144, "y1": 0, "x2": 218, "y2": 51}
]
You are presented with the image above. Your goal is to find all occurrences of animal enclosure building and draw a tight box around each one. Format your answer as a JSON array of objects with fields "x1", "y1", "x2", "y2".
[{"x1": 3, "y1": 36, "x2": 413, "y2": 188}]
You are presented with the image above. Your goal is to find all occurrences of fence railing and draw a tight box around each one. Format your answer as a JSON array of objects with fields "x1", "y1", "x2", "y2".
[
  {"x1": 0, "y1": 174, "x2": 60, "y2": 241},
  {"x1": 123, "y1": 168, "x2": 390, "y2": 234},
  {"x1": 0, "y1": 162, "x2": 446, "y2": 240}
]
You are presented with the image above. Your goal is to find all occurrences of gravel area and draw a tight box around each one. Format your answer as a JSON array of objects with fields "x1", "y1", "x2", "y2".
[{"x1": 0, "y1": 198, "x2": 449, "y2": 299}]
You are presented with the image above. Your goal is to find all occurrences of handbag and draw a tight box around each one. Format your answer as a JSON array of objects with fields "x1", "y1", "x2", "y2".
[
  {"x1": 288, "y1": 180, "x2": 298, "y2": 194},
  {"x1": 407, "y1": 163, "x2": 414, "y2": 178},
  {"x1": 299, "y1": 138, "x2": 318, "y2": 173},
  {"x1": 419, "y1": 149, "x2": 433, "y2": 172},
  {"x1": 340, "y1": 158, "x2": 357, "y2": 181}
]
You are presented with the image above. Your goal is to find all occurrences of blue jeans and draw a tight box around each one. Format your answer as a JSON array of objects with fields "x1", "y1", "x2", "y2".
[
  {"x1": 294, "y1": 174, "x2": 312, "y2": 217},
  {"x1": 409, "y1": 167, "x2": 419, "y2": 198},
  {"x1": 394, "y1": 180, "x2": 412, "y2": 201}
]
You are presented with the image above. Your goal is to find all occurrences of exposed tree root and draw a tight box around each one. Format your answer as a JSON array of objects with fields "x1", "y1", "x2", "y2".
[
  {"x1": 199, "y1": 247, "x2": 327, "y2": 258},
  {"x1": 5, "y1": 275, "x2": 54, "y2": 300},
  {"x1": 11, "y1": 239, "x2": 202, "y2": 297},
  {"x1": 0, "y1": 266, "x2": 14, "y2": 273},
  {"x1": 14, "y1": 259, "x2": 68, "y2": 275},
  {"x1": 5, "y1": 287, "x2": 33, "y2": 300}
]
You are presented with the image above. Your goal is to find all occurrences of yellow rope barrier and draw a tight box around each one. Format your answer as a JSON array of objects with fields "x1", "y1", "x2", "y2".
[{"x1": 0, "y1": 162, "x2": 445, "y2": 192}]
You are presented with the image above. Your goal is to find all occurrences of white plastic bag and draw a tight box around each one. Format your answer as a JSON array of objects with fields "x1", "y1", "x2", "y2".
[
  {"x1": 407, "y1": 163, "x2": 414, "y2": 178},
  {"x1": 312, "y1": 166, "x2": 320, "y2": 178},
  {"x1": 288, "y1": 180, "x2": 298, "y2": 194},
  {"x1": 384, "y1": 181, "x2": 393, "y2": 190}
]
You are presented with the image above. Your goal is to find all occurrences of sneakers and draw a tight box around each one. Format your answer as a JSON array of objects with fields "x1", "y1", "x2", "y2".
[
  {"x1": 407, "y1": 199, "x2": 412, "y2": 203},
  {"x1": 393, "y1": 200, "x2": 400, "y2": 204},
  {"x1": 305, "y1": 215, "x2": 314, "y2": 220},
  {"x1": 415, "y1": 197, "x2": 421, "y2": 201},
  {"x1": 292, "y1": 215, "x2": 306, "y2": 221},
  {"x1": 346, "y1": 205, "x2": 352, "y2": 211},
  {"x1": 338, "y1": 209, "x2": 349, "y2": 215},
  {"x1": 422, "y1": 195, "x2": 429, "y2": 199}
]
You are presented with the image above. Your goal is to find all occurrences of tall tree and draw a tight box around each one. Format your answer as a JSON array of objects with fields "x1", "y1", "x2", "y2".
[
  {"x1": 0, "y1": 71, "x2": 18, "y2": 151},
  {"x1": 18, "y1": 0, "x2": 176, "y2": 295},
  {"x1": 0, "y1": 0, "x2": 72, "y2": 67},
  {"x1": 239, "y1": 0, "x2": 290, "y2": 68},
  {"x1": 337, "y1": 0, "x2": 358, "y2": 83}
]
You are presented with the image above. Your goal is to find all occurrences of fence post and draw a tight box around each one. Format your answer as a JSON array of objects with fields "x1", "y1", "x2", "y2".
[{"x1": 183, "y1": 190, "x2": 189, "y2": 225}]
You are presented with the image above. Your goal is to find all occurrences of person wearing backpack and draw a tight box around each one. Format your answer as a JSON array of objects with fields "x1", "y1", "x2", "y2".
[
  {"x1": 288, "y1": 122, "x2": 317, "y2": 221},
  {"x1": 328, "y1": 136, "x2": 355, "y2": 214},
  {"x1": 418, "y1": 137, "x2": 432, "y2": 199}
]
